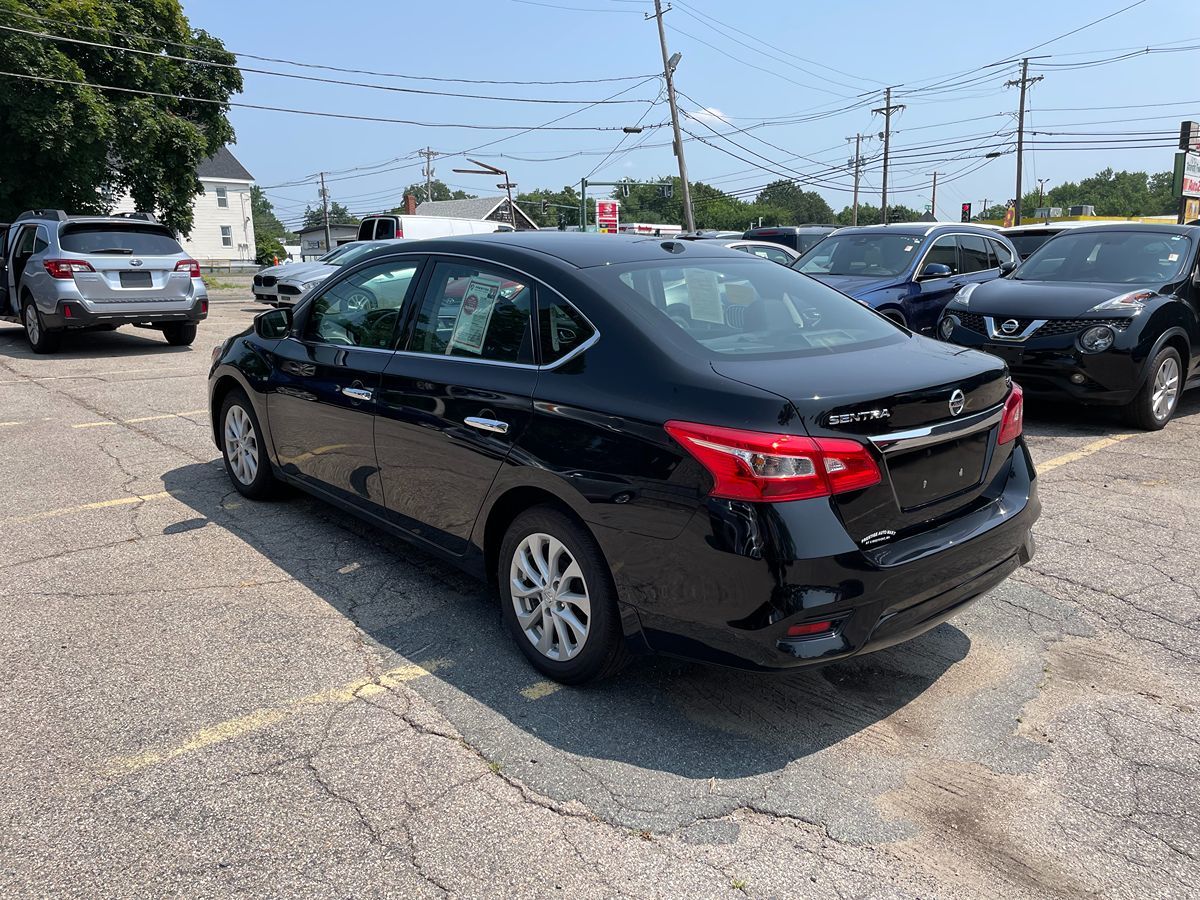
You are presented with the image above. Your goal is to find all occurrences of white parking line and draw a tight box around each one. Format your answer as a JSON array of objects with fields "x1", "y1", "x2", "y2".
[{"x1": 72, "y1": 409, "x2": 207, "y2": 429}]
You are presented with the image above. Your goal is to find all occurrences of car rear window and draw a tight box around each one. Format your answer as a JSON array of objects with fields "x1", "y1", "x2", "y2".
[
  {"x1": 59, "y1": 224, "x2": 183, "y2": 256},
  {"x1": 587, "y1": 258, "x2": 902, "y2": 358}
]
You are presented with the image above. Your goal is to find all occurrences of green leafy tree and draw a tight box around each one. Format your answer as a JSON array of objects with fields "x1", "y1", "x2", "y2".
[
  {"x1": 0, "y1": 0, "x2": 241, "y2": 234},
  {"x1": 517, "y1": 186, "x2": 585, "y2": 228},
  {"x1": 303, "y1": 200, "x2": 358, "y2": 227},
  {"x1": 401, "y1": 179, "x2": 474, "y2": 204},
  {"x1": 1044, "y1": 168, "x2": 1177, "y2": 217},
  {"x1": 754, "y1": 181, "x2": 835, "y2": 225},
  {"x1": 250, "y1": 185, "x2": 295, "y2": 261},
  {"x1": 833, "y1": 204, "x2": 920, "y2": 226}
]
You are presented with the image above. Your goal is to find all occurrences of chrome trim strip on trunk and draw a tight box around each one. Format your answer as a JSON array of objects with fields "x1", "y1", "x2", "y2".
[{"x1": 869, "y1": 405, "x2": 1004, "y2": 455}]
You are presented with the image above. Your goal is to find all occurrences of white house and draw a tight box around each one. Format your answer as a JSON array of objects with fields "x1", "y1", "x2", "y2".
[{"x1": 113, "y1": 146, "x2": 256, "y2": 268}]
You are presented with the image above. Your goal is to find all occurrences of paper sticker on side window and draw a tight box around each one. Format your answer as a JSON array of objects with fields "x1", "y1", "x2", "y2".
[{"x1": 447, "y1": 275, "x2": 501, "y2": 355}]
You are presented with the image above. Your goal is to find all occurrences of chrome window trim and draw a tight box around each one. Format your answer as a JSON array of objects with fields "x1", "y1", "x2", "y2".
[
  {"x1": 290, "y1": 250, "x2": 601, "y2": 371},
  {"x1": 870, "y1": 405, "x2": 1004, "y2": 455},
  {"x1": 984, "y1": 316, "x2": 1047, "y2": 341}
]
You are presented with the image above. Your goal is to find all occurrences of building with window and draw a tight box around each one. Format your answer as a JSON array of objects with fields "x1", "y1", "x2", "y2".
[{"x1": 113, "y1": 146, "x2": 256, "y2": 268}]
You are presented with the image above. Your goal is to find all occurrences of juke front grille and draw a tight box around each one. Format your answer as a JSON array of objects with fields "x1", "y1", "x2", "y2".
[{"x1": 1034, "y1": 317, "x2": 1133, "y2": 337}]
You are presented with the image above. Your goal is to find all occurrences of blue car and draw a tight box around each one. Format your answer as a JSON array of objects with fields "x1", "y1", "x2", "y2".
[{"x1": 793, "y1": 224, "x2": 1019, "y2": 335}]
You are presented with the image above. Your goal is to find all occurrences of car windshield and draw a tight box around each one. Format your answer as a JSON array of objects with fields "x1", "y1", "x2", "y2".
[
  {"x1": 795, "y1": 233, "x2": 830, "y2": 254},
  {"x1": 59, "y1": 224, "x2": 183, "y2": 255},
  {"x1": 327, "y1": 242, "x2": 387, "y2": 266},
  {"x1": 1014, "y1": 230, "x2": 1193, "y2": 283},
  {"x1": 588, "y1": 258, "x2": 902, "y2": 358},
  {"x1": 1006, "y1": 233, "x2": 1056, "y2": 258},
  {"x1": 794, "y1": 233, "x2": 924, "y2": 277},
  {"x1": 319, "y1": 244, "x2": 356, "y2": 263}
]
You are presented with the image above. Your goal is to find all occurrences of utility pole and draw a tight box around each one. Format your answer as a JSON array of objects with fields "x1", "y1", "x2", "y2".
[
  {"x1": 872, "y1": 87, "x2": 905, "y2": 224},
  {"x1": 1037, "y1": 178, "x2": 1050, "y2": 208},
  {"x1": 419, "y1": 147, "x2": 438, "y2": 202},
  {"x1": 648, "y1": 1, "x2": 695, "y2": 232},
  {"x1": 1005, "y1": 58, "x2": 1045, "y2": 226},
  {"x1": 928, "y1": 171, "x2": 944, "y2": 220},
  {"x1": 318, "y1": 171, "x2": 332, "y2": 255},
  {"x1": 847, "y1": 134, "x2": 865, "y2": 226}
]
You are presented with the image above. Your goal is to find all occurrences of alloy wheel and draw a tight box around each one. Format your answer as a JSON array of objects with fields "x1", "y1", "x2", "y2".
[
  {"x1": 510, "y1": 532, "x2": 591, "y2": 662},
  {"x1": 24, "y1": 305, "x2": 39, "y2": 345},
  {"x1": 223, "y1": 405, "x2": 260, "y2": 485},
  {"x1": 1151, "y1": 355, "x2": 1179, "y2": 421}
]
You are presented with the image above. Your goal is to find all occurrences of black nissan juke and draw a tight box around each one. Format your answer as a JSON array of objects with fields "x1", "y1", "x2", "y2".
[
  {"x1": 209, "y1": 233, "x2": 1038, "y2": 683},
  {"x1": 939, "y1": 223, "x2": 1200, "y2": 429}
]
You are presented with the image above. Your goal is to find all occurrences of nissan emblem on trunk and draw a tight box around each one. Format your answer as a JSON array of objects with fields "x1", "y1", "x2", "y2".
[{"x1": 949, "y1": 389, "x2": 966, "y2": 417}]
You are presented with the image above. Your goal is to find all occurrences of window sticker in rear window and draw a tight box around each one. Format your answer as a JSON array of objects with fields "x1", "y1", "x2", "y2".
[{"x1": 447, "y1": 275, "x2": 501, "y2": 355}]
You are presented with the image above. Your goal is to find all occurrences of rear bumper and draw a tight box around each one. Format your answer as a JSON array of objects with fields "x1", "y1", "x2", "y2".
[
  {"x1": 42, "y1": 297, "x2": 208, "y2": 330},
  {"x1": 600, "y1": 441, "x2": 1039, "y2": 671}
]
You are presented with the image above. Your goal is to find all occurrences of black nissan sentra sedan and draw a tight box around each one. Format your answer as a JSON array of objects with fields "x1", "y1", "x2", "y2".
[
  {"x1": 208, "y1": 233, "x2": 1038, "y2": 683},
  {"x1": 938, "y1": 224, "x2": 1200, "y2": 430}
]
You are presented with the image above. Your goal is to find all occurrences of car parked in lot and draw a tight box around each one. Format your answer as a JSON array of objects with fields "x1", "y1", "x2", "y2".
[
  {"x1": 272, "y1": 240, "x2": 404, "y2": 305},
  {"x1": 713, "y1": 239, "x2": 801, "y2": 265},
  {"x1": 794, "y1": 223, "x2": 1019, "y2": 334},
  {"x1": 0, "y1": 209, "x2": 207, "y2": 353},
  {"x1": 253, "y1": 242, "x2": 361, "y2": 305},
  {"x1": 743, "y1": 224, "x2": 837, "y2": 254},
  {"x1": 939, "y1": 223, "x2": 1200, "y2": 429},
  {"x1": 999, "y1": 220, "x2": 1106, "y2": 261},
  {"x1": 209, "y1": 233, "x2": 1037, "y2": 683}
]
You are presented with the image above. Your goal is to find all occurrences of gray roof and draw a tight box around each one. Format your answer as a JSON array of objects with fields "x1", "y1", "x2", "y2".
[
  {"x1": 197, "y1": 146, "x2": 253, "y2": 181},
  {"x1": 415, "y1": 197, "x2": 505, "y2": 219}
]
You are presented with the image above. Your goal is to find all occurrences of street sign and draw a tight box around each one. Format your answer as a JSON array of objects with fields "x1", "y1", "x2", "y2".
[
  {"x1": 1182, "y1": 152, "x2": 1200, "y2": 198},
  {"x1": 1179, "y1": 121, "x2": 1200, "y2": 153},
  {"x1": 596, "y1": 200, "x2": 620, "y2": 234}
]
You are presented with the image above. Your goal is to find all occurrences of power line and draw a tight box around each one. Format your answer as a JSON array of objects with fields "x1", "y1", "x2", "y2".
[{"x1": 1, "y1": 7, "x2": 657, "y2": 85}]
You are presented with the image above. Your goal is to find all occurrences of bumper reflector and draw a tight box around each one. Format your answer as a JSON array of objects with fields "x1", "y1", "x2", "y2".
[{"x1": 786, "y1": 620, "x2": 836, "y2": 637}]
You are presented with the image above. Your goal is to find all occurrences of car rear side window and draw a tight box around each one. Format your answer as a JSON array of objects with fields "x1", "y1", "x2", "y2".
[
  {"x1": 539, "y1": 296, "x2": 594, "y2": 365},
  {"x1": 59, "y1": 225, "x2": 183, "y2": 256},
  {"x1": 407, "y1": 262, "x2": 534, "y2": 365},
  {"x1": 958, "y1": 235, "x2": 991, "y2": 273},
  {"x1": 990, "y1": 239, "x2": 1015, "y2": 268},
  {"x1": 591, "y1": 258, "x2": 901, "y2": 358},
  {"x1": 304, "y1": 261, "x2": 418, "y2": 349}
]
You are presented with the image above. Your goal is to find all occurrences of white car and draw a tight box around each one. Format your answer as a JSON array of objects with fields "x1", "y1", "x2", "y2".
[
  {"x1": 252, "y1": 243, "x2": 360, "y2": 305},
  {"x1": 272, "y1": 240, "x2": 404, "y2": 305}
]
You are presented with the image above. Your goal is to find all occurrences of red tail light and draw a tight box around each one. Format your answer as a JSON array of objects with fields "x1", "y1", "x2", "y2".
[
  {"x1": 43, "y1": 259, "x2": 95, "y2": 279},
  {"x1": 998, "y1": 383, "x2": 1024, "y2": 444},
  {"x1": 664, "y1": 421, "x2": 881, "y2": 502},
  {"x1": 201, "y1": 299, "x2": 209, "y2": 314},
  {"x1": 786, "y1": 620, "x2": 837, "y2": 637},
  {"x1": 175, "y1": 259, "x2": 201, "y2": 277}
]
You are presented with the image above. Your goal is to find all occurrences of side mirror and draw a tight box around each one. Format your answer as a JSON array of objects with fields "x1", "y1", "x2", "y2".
[
  {"x1": 919, "y1": 263, "x2": 953, "y2": 280},
  {"x1": 999, "y1": 260, "x2": 1017, "y2": 275},
  {"x1": 255, "y1": 306, "x2": 292, "y2": 340}
]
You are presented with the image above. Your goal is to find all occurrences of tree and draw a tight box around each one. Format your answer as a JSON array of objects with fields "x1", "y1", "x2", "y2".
[
  {"x1": 1044, "y1": 168, "x2": 1177, "y2": 217},
  {"x1": 517, "y1": 186, "x2": 584, "y2": 228},
  {"x1": 302, "y1": 201, "x2": 358, "y2": 227},
  {"x1": 754, "y1": 181, "x2": 835, "y2": 225},
  {"x1": 401, "y1": 179, "x2": 473, "y2": 203},
  {"x1": 251, "y1": 186, "x2": 293, "y2": 264},
  {"x1": 833, "y1": 203, "x2": 921, "y2": 226},
  {"x1": 0, "y1": 0, "x2": 242, "y2": 234}
]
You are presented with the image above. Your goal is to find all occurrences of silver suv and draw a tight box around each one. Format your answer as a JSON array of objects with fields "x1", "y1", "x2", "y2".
[{"x1": 0, "y1": 209, "x2": 208, "y2": 354}]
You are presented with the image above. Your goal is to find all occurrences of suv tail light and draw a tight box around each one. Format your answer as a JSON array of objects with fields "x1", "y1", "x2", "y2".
[
  {"x1": 175, "y1": 259, "x2": 201, "y2": 277},
  {"x1": 664, "y1": 421, "x2": 881, "y2": 502},
  {"x1": 44, "y1": 259, "x2": 95, "y2": 279},
  {"x1": 998, "y1": 383, "x2": 1024, "y2": 445}
]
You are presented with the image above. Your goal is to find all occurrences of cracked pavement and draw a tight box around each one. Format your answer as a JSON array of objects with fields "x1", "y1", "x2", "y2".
[{"x1": 1, "y1": 285, "x2": 1197, "y2": 898}]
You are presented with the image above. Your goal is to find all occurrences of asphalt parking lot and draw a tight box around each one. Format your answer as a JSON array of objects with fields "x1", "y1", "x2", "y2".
[{"x1": 1, "y1": 282, "x2": 1197, "y2": 899}]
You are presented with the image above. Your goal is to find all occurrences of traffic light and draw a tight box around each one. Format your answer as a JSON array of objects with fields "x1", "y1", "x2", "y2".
[
  {"x1": 960, "y1": 202, "x2": 972, "y2": 222},
  {"x1": 620, "y1": 183, "x2": 631, "y2": 198},
  {"x1": 660, "y1": 183, "x2": 673, "y2": 199},
  {"x1": 541, "y1": 200, "x2": 549, "y2": 214}
]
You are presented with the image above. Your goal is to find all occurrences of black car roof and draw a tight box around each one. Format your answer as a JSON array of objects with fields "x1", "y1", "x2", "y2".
[{"x1": 353, "y1": 231, "x2": 748, "y2": 269}]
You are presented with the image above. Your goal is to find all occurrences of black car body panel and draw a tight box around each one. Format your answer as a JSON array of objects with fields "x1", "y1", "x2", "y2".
[
  {"x1": 209, "y1": 233, "x2": 1038, "y2": 672},
  {"x1": 941, "y1": 224, "x2": 1200, "y2": 405}
]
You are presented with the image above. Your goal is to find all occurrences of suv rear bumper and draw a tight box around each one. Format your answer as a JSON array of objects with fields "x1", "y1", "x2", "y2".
[{"x1": 42, "y1": 297, "x2": 208, "y2": 330}]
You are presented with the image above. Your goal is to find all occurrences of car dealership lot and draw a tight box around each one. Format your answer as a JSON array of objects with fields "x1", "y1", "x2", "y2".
[{"x1": 1, "y1": 288, "x2": 1197, "y2": 898}]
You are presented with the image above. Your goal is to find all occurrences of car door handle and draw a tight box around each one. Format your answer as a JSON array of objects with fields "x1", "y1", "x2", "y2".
[
  {"x1": 341, "y1": 386, "x2": 373, "y2": 402},
  {"x1": 465, "y1": 416, "x2": 509, "y2": 434}
]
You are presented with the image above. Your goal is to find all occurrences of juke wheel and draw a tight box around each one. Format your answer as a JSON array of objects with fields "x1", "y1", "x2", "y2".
[
  {"x1": 498, "y1": 506, "x2": 629, "y2": 684},
  {"x1": 220, "y1": 389, "x2": 278, "y2": 499},
  {"x1": 1124, "y1": 346, "x2": 1182, "y2": 431}
]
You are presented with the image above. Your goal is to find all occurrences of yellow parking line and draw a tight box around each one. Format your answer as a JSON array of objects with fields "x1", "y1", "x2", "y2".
[
  {"x1": 520, "y1": 680, "x2": 562, "y2": 700},
  {"x1": 0, "y1": 367, "x2": 177, "y2": 384},
  {"x1": 72, "y1": 409, "x2": 207, "y2": 429},
  {"x1": 0, "y1": 421, "x2": 25, "y2": 427},
  {"x1": 107, "y1": 658, "x2": 450, "y2": 776},
  {"x1": 7, "y1": 491, "x2": 173, "y2": 524},
  {"x1": 1038, "y1": 433, "x2": 1137, "y2": 473}
]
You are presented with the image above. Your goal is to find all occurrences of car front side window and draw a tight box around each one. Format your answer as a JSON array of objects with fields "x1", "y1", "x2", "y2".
[{"x1": 303, "y1": 261, "x2": 419, "y2": 349}]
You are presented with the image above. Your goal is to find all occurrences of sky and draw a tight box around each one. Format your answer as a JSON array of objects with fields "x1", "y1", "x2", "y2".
[{"x1": 181, "y1": 0, "x2": 1200, "y2": 229}]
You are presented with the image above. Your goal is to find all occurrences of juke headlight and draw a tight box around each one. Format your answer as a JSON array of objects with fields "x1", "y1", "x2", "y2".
[
  {"x1": 1078, "y1": 325, "x2": 1115, "y2": 354},
  {"x1": 949, "y1": 282, "x2": 978, "y2": 308}
]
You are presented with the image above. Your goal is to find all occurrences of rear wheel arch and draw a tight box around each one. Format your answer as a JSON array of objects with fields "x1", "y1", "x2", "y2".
[{"x1": 481, "y1": 485, "x2": 592, "y2": 590}]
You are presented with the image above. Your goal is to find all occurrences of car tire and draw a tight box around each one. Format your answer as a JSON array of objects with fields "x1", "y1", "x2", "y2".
[
  {"x1": 498, "y1": 506, "x2": 629, "y2": 684},
  {"x1": 163, "y1": 322, "x2": 198, "y2": 346},
  {"x1": 1123, "y1": 346, "x2": 1183, "y2": 431},
  {"x1": 219, "y1": 389, "x2": 278, "y2": 499},
  {"x1": 22, "y1": 297, "x2": 61, "y2": 354}
]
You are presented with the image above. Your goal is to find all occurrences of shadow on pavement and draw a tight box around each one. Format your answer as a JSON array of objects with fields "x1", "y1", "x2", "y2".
[
  {"x1": 0, "y1": 322, "x2": 193, "y2": 360},
  {"x1": 163, "y1": 460, "x2": 970, "y2": 781}
]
